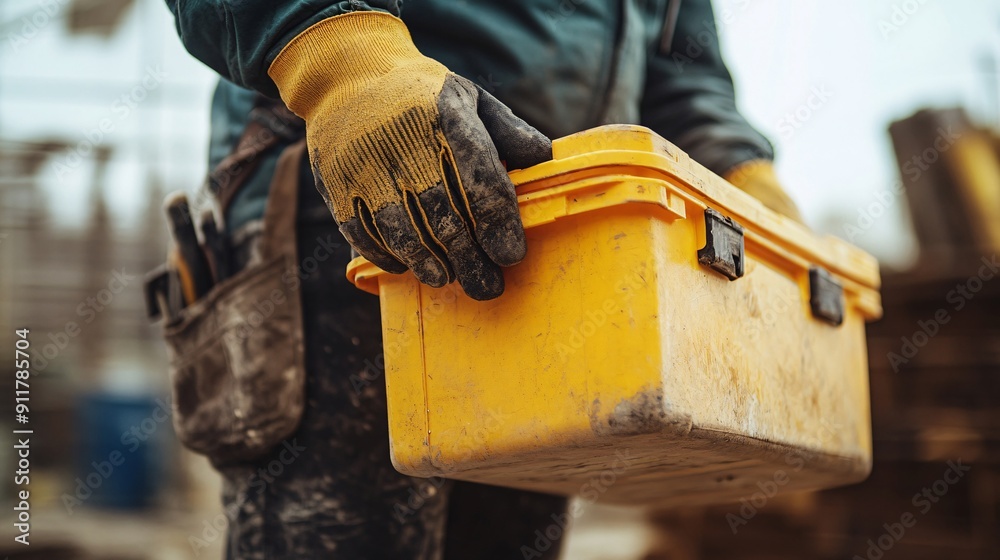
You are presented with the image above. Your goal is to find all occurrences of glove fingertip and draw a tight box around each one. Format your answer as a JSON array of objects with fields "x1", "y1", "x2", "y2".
[
  {"x1": 339, "y1": 219, "x2": 408, "y2": 274},
  {"x1": 480, "y1": 216, "x2": 527, "y2": 267}
]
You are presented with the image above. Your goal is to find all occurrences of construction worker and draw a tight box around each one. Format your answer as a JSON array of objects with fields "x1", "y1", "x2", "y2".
[{"x1": 165, "y1": 0, "x2": 801, "y2": 558}]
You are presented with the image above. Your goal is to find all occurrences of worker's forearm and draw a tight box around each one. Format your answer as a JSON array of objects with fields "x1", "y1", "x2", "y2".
[
  {"x1": 640, "y1": 0, "x2": 773, "y2": 176},
  {"x1": 642, "y1": 65, "x2": 774, "y2": 176},
  {"x1": 164, "y1": 0, "x2": 402, "y2": 97}
]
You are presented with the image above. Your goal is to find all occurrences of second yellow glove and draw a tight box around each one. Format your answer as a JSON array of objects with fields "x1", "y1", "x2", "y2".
[{"x1": 725, "y1": 160, "x2": 803, "y2": 223}]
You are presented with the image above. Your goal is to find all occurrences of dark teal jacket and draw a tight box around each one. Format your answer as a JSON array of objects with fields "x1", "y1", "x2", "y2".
[{"x1": 169, "y1": 0, "x2": 773, "y2": 229}]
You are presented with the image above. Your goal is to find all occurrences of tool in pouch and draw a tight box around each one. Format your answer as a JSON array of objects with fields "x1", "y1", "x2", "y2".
[
  {"x1": 143, "y1": 194, "x2": 215, "y2": 324},
  {"x1": 145, "y1": 141, "x2": 308, "y2": 465}
]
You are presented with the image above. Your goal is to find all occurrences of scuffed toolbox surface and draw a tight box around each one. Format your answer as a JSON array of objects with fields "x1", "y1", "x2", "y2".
[{"x1": 348, "y1": 125, "x2": 882, "y2": 506}]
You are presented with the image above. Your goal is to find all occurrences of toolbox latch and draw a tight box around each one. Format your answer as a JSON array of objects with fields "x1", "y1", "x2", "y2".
[
  {"x1": 809, "y1": 266, "x2": 844, "y2": 326},
  {"x1": 697, "y1": 208, "x2": 745, "y2": 281}
]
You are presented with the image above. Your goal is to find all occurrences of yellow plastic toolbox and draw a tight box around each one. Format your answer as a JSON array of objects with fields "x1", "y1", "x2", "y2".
[{"x1": 347, "y1": 125, "x2": 882, "y2": 506}]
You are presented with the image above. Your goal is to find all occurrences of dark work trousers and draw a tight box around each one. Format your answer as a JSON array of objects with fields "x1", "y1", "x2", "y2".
[{"x1": 216, "y1": 173, "x2": 568, "y2": 559}]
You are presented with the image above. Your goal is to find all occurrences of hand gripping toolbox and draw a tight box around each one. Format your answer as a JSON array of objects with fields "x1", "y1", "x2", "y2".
[{"x1": 347, "y1": 125, "x2": 883, "y2": 506}]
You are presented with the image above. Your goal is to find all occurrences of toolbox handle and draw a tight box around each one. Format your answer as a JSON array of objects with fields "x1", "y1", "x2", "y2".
[
  {"x1": 697, "y1": 208, "x2": 846, "y2": 326},
  {"x1": 809, "y1": 266, "x2": 845, "y2": 326},
  {"x1": 697, "y1": 208, "x2": 745, "y2": 281}
]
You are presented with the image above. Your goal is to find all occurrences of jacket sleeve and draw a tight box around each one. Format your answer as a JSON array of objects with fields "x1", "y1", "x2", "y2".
[
  {"x1": 165, "y1": 0, "x2": 402, "y2": 98},
  {"x1": 640, "y1": 0, "x2": 773, "y2": 177}
]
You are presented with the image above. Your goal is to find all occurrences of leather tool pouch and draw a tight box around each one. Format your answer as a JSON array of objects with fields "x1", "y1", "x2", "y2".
[{"x1": 163, "y1": 140, "x2": 307, "y2": 466}]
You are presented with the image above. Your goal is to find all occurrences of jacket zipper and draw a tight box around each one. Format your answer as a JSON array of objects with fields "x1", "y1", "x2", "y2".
[{"x1": 659, "y1": 0, "x2": 683, "y2": 54}]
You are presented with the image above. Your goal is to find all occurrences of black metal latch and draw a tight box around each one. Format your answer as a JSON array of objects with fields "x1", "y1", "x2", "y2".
[
  {"x1": 809, "y1": 266, "x2": 844, "y2": 326},
  {"x1": 697, "y1": 208, "x2": 745, "y2": 281}
]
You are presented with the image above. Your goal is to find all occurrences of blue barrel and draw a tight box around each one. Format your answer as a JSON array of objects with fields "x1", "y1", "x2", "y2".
[{"x1": 75, "y1": 392, "x2": 167, "y2": 510}]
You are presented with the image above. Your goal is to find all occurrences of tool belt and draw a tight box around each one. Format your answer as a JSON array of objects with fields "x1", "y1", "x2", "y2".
[
  {"x1": 209, "y1": 98, "x2": 304, "y2": 217},
  {"x1": 146, "y1": 98, "x2": 309, "y2": 466}
]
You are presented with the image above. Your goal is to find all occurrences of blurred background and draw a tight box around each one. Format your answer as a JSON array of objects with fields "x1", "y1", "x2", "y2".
[{"x1": 0, "y1": 0, "x2": 998, "y2": 558}]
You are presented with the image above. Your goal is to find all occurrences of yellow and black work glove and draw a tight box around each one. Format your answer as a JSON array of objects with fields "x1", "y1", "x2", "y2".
[
  {"x1": 724, "y1": 160, "x2": 803, "y2": 223},
  {"x1": 269, "y1": 12, "x2": 552, "y2": 300}
]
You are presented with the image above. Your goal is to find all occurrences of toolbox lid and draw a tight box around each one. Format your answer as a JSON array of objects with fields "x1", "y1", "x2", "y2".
[{"x1": 348, "y1": 125, "x2": 881, "y2": 319}]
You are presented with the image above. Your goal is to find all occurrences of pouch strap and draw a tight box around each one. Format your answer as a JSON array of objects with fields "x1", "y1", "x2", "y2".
[
  {"x1": 209, "y1": 97, "x2": 304, "y2": 216},
  {"x1": 260, "y1": 140, "x2": 307, "y2": 260}
]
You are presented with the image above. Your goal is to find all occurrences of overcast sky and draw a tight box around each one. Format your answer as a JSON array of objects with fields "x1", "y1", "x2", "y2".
[{"x1": 2, "y1": 0, "x2": 998, "y2": 269}]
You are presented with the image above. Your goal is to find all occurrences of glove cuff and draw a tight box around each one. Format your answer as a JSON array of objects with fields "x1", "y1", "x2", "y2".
[
  {"x1": 268, "y1": 12, "x2": 425, "y2": 118},
  {"x1": 724, "y1": 159, "x2": 776, "y2": 190},
  {"x1": 724, "y1": 160, "x2": 804, "y2": 222}
]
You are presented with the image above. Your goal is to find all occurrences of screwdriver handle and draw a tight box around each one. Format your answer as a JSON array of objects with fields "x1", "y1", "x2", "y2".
[{"x1": 164, "y1": 192, "x2": 213, "y2": 305}]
